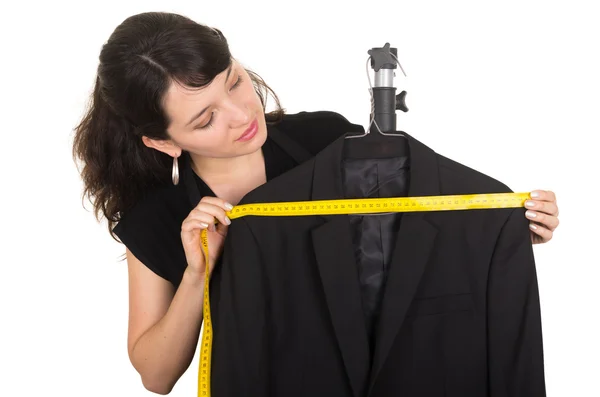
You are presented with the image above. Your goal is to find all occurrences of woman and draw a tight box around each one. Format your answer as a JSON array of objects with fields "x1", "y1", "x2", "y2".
[{"x1": 72, "y1": 11, "x2": 560, "y2": 394}]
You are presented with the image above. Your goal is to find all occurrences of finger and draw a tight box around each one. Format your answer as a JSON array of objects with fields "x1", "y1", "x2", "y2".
[
  {"x1": 524, "y1": 199, "x2": 559, "y2": 217},
  {"x1": 186, "y1": 213, "x2": 221, "y2": 233},
  {"x1": 193, "y1": 204, "x2": 231, "y2": 226},
  {"x1": 181, "y1": 218, "x2": 210, "y2": 233},
  {"x1": 525, "y1": 210, "x2": 559, "y2": 231},
  {"x1": 529, "y1": 222, "x2": 553, "y2": 243},
  {"x1": 187, "y1": 209, "x2": 218, "y2": 225},
  {"x1": 199, "y1": 196, "x2": 235, "y2": 212},
  {"x1": 530, "y1": 189, "x2": 557, "y2": 204},
  {"x1": 215, "y1": 221, "x2": 229, "y2": 237}
]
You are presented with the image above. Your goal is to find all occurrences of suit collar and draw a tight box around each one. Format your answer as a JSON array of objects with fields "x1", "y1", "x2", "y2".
[{"x1": 311, "y1": 131, "x2": 441, "y2": 201}]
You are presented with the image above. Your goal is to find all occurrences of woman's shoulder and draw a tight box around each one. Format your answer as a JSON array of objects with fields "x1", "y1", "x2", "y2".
[
  {"x1": 113, "y1": 181, "x2": 192, "y2": 243},
  {"x1": 114, "y1": 183, "x2": 190, "y2": 231},
  {"x1": 274, "y1": 110, "x2": 365, "y2": 155},
  {"x1": 112, "y1": 182, "x2": 191, "y2": 280}
]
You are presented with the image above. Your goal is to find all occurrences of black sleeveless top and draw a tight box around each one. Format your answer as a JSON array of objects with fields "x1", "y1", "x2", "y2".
[{"x1": 113, "y1": 111, "x2": 364, "y2": 288}]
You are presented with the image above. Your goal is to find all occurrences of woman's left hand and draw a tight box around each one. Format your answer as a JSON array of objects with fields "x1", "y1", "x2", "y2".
[{"x1": 525, "y1": 190, "x2": 560, "y2": 244}]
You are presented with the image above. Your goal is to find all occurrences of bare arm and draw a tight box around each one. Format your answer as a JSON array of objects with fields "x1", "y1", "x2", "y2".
[
  {"x1": 126, "y1": 248, "x2": 205, "y2": 395},
  {"x1": 125, "y1": 196, "x2": 231, "y2": 394}
]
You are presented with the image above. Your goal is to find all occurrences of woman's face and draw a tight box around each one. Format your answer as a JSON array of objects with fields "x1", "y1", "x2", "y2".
[{"x1": 159, "y1": 59, "x2": 267, "y2": 159}]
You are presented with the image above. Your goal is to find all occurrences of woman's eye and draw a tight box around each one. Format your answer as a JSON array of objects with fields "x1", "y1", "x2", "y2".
[
  {"x1": 231, "y1": 75, "x2": 243, "y2": 89},
  {"x1": 198, "y1": 114, "x2": 213, "y2": 130},
  {"x1": 195, "y1": 75, "x2": 243, "y2": 130}
]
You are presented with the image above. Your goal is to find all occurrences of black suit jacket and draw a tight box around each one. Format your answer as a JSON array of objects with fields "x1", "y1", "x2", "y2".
[{"x1": 209, "y1": 129, "x2": 545, "y2": 397}]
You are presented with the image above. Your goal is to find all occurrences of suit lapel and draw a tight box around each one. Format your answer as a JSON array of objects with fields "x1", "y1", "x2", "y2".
[
  {"x1": 366, "y1": 214, "x2": 438, "y2": 391},
  {"x1": 312, "y1": 218, "x2": 371, "y2": 397},
  {"x1": 309, "y1": 137, "x2": 371, "y2": 397},
  {"x1": 366, "y1": 133, "x2": 442, "y2": 392}
]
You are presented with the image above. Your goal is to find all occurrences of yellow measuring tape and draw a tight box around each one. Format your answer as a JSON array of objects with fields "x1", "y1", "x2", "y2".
[{"x1": 197, "y1": 191, "x2": 530, "y2": 396}]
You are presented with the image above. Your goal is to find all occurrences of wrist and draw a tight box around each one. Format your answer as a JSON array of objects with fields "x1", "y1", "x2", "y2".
[{"x1": 182, "y1": 266, "x2": 206, "y2": 288}]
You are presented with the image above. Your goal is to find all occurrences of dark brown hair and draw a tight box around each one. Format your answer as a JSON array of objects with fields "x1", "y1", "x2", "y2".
[{"x1": 72, "y1": 12, "x2": 284, "y2": 240}]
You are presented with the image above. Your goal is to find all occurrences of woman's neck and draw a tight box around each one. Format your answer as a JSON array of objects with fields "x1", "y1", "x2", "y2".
[{"x1": 190, "y1": 149, "x2": 267, "y2": 204}]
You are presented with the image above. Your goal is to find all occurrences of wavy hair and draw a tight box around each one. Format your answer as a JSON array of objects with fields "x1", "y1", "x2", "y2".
[{"x1": 72, "y1": 12, "x2": 284, "y2": 240}]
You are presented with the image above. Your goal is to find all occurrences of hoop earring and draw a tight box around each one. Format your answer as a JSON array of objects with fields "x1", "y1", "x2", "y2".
[{"x1": 172, "y1": 155, "x2": 179, "y2": 185}]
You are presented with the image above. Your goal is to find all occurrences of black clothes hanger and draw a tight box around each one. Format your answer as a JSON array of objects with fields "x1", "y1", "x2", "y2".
[{"x1": 342, "y1": 43, "x2": 410, "y2": 160}]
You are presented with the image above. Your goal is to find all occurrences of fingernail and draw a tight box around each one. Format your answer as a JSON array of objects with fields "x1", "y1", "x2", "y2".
[
  {"x1": 529, "y1": 224, "x2": 538, "y2": 230},
  {"x1": 224, "y1": 216, "x2": 231, "y2": 225},
  {"x1": 200, "y1": 222, "x2": 209, "y2": 228},
  {"x1": 526, "y1": 211, "x2": 536, "y2": 218},
  {"x1": 225, "y1": 203, "x2": 234, "y2": 210},
  {"x1": 525, "y1": 200, "x2": 535, "y2": 208},
  {"x1": 530, "y1": 191, "x2": 540, "y2": 198}
]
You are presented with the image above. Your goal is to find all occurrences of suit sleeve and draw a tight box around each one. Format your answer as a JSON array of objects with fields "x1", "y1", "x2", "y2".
[
  {"x1": 210, "y1": 218, "x2": 269, "y2": 397},
  {"x1": 487, "y1": 208, "x2": 546, "y2": 396}
]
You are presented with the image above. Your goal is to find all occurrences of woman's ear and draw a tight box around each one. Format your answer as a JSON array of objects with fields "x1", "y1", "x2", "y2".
[{"x1": 142, "y1": 136, "x2": 181, "y2": 158}]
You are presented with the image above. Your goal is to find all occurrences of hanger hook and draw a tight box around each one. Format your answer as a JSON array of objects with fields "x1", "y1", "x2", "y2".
[{"x1": 347, "y1": 43, "x2": 408, "y2": 139}]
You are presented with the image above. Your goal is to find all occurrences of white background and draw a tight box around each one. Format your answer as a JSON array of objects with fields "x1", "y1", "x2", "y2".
[{"x1": 1, "y1": 0, "x2": 598, "y2": 396}]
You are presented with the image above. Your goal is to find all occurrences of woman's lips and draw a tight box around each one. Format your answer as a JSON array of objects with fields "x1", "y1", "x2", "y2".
[{"x1": 236, "y1": 118, "x2": 258, "y2": 142}]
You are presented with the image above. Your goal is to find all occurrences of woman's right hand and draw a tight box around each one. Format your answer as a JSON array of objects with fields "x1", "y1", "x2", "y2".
[{"x1": 180, "y1": 196, "x2": 233, "y2": 280}]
